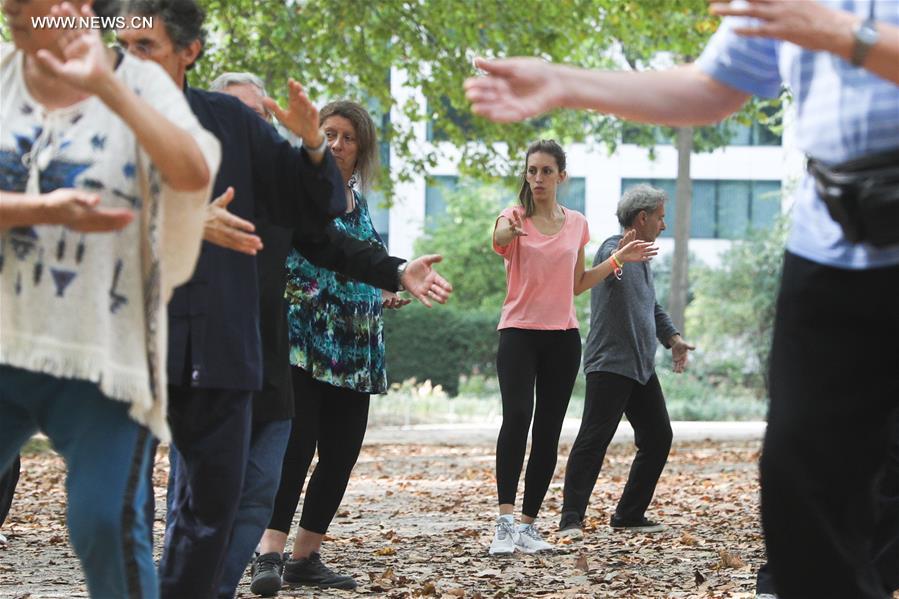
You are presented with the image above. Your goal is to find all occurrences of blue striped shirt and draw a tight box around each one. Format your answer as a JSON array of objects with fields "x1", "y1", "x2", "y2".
[{"x1": 696, "y1": 0, "x2": 899, "y2": 269}]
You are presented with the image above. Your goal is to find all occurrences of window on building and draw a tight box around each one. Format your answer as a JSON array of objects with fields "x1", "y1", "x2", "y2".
[
  {"x1": 360, "y1": 78, "x2": 391, "y2": 245},
  {"x1": 427, "y1": 96, "x2": 551, "y2": 142},
  {"x1": 424, "y1": 175, "x2": 459, "y2": 226},
  {"x1": 424, "y1": 175, "x2": 587, "y2": 229},
  {"x1": 559, "y1": 177, "x2": 586, "y2": 214},
  {"x1": 621, "y1": 178, "x2": 781, "y2": 240},
  {"x1": 621, "y1": 117, "x2": 781, "y2": 147}
]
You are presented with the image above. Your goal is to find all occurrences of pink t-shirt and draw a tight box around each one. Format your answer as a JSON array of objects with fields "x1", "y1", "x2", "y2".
[{"x1": 493, "y1": 206, "x2": 590, "y2": 330}]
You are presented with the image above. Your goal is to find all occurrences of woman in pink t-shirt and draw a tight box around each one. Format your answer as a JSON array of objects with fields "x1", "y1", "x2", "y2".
[{"x1": 488, "y1": 140, "x2": 655, "y2": 556}]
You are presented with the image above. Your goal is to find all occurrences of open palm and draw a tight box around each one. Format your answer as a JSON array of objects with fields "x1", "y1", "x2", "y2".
[
  {"x1": 35, "y1": 3, "x2": 113, "y2": 95},
  {"x1": 465, "y1": 57, "x2": 558, "y2": 123}
]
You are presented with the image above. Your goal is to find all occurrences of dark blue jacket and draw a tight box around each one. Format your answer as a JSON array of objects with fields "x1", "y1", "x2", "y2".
[{"x1": 167, "y1": 86, "x2": 346, "y2": 391}]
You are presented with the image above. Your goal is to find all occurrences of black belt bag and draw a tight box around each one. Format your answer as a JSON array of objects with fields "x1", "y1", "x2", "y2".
[{"x1": 807, "y1": 148, "x2": 899, "y2": 247}]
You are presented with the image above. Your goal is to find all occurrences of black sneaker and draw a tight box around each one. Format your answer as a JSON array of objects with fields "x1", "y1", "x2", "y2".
[
  {"x1": 250, "y1": 552, "x2": 284, "y2": 597},
  {"x1": 282, "y1": 552, "x2": 357, "y2": 590},
  {"x1": 557, "y1": 511, "x2": 584, "y2": 539},
  {"x1": 610, "y1": 514, "x2": 666, "y2": 532}
]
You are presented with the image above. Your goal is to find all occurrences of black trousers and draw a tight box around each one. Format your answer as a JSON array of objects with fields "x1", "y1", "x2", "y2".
[
  {"x1": 757, "y1": 410, "x2": 899, "y2": 594},
  {"x1": 159, "y1": 386, "x2": 253, "y2": 599},
  {"x1": 762, "y1": 252, "x2": 899, "y2": 599},
  {"x1": 267, "y1": 367, "x2": 370, "y2": 536},
  {"x1": 0, "y1": 455, "x2": 20, "y2": 529},
  {"x1": 495, "y1": 328, "x2": 581, "y2": 518},
  {"x1": 875, "y1": 409, "x2": 899, "y2": 592},
  {"x1": 561, "y1": 371, "x2": 672, "y2": 521}
]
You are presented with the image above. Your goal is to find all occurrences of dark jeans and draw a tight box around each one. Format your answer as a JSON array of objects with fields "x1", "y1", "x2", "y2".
[
  {"x1": 0, "y1": 366, "x2": 157, "y2": 598},
  {"x1": 562, "y1": 371, "x2": 672, "y2": 522},
  {"x1": 762, "y1": 252, "x2": 899, "y2": 599},
  {"x1": 268, "y1": 367, "x2": 370, "y2": 536},
  {"x1": 495, "y1": 328, "x2": 582, "y2": 518},
  {"x1": 217, "y1": 418, "x2": 291, "y2": 599},
  {"x1": 0, "y1": 455, "x2": 20, "y2": 529},
  {"x1": 159, "y1": 386, "x2": 253, "y2": 599}
]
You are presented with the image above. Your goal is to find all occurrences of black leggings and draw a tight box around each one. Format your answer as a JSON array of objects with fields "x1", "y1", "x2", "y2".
[
  {"x1": 495, "y1": 328, "x2": 581, "y2": 518},
  {"x1": 268, "y1": 367, "x2": 370, "y2": 535},
  {"x1": 0, "y1": 455, "x2": 20, "y2": 529}
]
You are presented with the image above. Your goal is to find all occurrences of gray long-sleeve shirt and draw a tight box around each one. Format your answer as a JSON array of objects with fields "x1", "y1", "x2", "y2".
[{"x1": 583, "y1": 235, "x2": 679, "y2": 384}]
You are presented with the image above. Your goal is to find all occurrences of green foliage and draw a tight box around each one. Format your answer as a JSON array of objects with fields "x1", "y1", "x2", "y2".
[
  {"x1": 651, "y1": 250, "x2": 702, "y2": 314},
  {"x1": 384, "y1": 305, "x2": 499, "y2": 396},
  {"x1": 685, "y1": 215, "x2": 789, "y2": 392},
  {"x1": 185, "y1": 0, "x2": 783, "y2": 201},
  {"x1": 414, "y1": 181, "x2": 510, "y2": 310}
]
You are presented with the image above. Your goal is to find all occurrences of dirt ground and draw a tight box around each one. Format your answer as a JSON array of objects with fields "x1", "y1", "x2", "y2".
[{"x1": 0, "y1": 436, "x2": 791, "y2": 598}]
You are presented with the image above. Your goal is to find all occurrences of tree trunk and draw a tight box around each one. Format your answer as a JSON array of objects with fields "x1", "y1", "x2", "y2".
[{"x1": 669, "y1": 127, "x2": 693, "y2": 334}]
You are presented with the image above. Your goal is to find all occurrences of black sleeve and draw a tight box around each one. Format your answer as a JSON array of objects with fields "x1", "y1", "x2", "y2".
[
  {"x1": 292, "y1": 226, "x2": 404, "y2": 292},
  {"x1": 246, "y1": 106, "x2": 344, "y2": 230}
]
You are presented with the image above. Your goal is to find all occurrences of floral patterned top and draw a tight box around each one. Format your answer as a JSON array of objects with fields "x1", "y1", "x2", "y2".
[{"x1": 284, "y1": 190, "x2": 387, "y2": 393}]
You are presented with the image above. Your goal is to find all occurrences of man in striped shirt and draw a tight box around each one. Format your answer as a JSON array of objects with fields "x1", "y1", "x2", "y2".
[{"x1": 465, "y1": 2, "x2": 899, "y2": 597}]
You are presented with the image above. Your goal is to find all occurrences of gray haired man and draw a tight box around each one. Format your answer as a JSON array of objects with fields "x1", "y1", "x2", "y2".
[{"x1": 558, "y1": 184, "x2": 694, "y2": 537}]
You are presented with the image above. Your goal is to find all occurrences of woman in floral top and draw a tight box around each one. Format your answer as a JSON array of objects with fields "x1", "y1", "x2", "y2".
[{"x1": 259, "y1": 100, "x2": 409, "y2": 590}]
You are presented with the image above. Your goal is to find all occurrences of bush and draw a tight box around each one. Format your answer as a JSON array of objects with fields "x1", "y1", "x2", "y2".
[
  {"x1": 384, "y1": 305, "x2": 499, "y2": 395},
  {"x1": 685, "y1": 216, "x2": 788, "y2": 395}
]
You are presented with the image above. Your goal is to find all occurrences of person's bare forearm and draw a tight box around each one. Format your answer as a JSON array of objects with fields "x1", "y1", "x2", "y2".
[
  {"x1": 0, "y1": 192, "x2": 51, "y2": 228},
  {"x1": 96, "y1": 77, "x2": 210, "y2": 191},
  {"x1": 574, "y1": 260, "x2": 616, "y2": 295},
  {"x1": 852, "y1": 21, "x2": 899, "y2": 85},
  {"x1": 555, "y1": 64, "x2": 751, "y2": 126}
]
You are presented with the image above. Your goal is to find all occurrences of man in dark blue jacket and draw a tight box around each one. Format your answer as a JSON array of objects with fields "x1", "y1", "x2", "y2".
[{"x1": 117, "y1": 2, "x2": 451, "y2": 597}]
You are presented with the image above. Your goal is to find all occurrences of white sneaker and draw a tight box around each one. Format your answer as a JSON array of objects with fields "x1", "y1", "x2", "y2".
[
  {"x1": 0, "y1": 532, "x2": 6, "y2": 546},
  {"x1": 514, "y1": 523, "x2": 554, "y2": 553},
  {"x1": 488, "y1": 517, "x2": 517, "y2": 556}
]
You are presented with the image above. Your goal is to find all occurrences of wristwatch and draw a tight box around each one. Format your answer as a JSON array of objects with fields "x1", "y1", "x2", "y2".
[
  {"x1": 851, "y1": 17, "x2": 879, "y2": 67},
  {"x1": 302, "y1": 131, "x2": 328, "y2": 155},
  {"x1": 396, "y1": 262, "x2": 407, "y2": 292}
]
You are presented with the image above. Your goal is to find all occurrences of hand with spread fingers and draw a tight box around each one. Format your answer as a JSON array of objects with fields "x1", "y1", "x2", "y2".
[
  {"x1": 611, "y1": 229, "x2": 660, "y2": 264},
  {"x1": 35, "y1": 2, "x2": 116, "y2": 95},
  {"x1": 263, "y1": 79, "x2": 325, "y2": 154},
  {"x1": 203, "y1": 186, "x2": 263, "y2": 255},
  {"x1": 400, "y1": 254, "x2": 453, "y2": 308},
  {"x1": 507, "y1": 210, "x2": 528, "y2": 238},
  {"x1": 464, "y1": 57, "x2": 562, "y2": 123},
  {"x1": 709, "y1": 0, "x2": 859, "y2": 55},
  {"x1": 381, "y1": 290, "x2": 412, "y2": 310}
]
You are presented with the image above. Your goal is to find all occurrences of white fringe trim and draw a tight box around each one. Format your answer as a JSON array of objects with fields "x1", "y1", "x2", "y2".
[{"x1": 0, "y1": 340, "x2": 170, "y2": 442}]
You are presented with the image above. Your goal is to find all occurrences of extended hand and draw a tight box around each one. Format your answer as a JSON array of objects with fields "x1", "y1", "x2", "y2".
[
  {"x1": 464, "y1": 57, "x2": 561, "y2": 123},
  {"x1": 263, "y1": 79, "x2": 323, "y2": 146},
  {"x1": 382, "y1": 290, "x2": 412, "y2": 310},
  {"x1": 617, "y1": 229, "x2": 636, "y2": 250},
  {"x1": 203, "y1": 187, "x2": 263, "y2": 255},
  {"x1": 507, "y1": 210, "x2": 527, "y2": 238},
  {"x1": 670, "y1": 335, "x2": 696, "y2": 373},
  {"x1": 709, "y1": 0, "x2": 856, "y2": 55},
  {"x1": 401, "y1": 255, "x2": 453, "y2": 308},
  {"x1": 616, "y1": 237, "x2": 659, "y2": 264},
  {"x1": 45, "y1": 188, "x2": 134, "y2": 232},
  {"x1": 35, "y1": 3, "x2": 116, "y2": 95}
]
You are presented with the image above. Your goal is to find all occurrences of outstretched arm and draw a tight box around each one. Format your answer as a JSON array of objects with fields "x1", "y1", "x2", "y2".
[
  {"x1": 1, "y1": 190, "x2": 134, "y2": 232},
  {"x1": 37, "y1": 3, "x2": 210, "y2": 191},
  {"x1": 712, "y1": 0, "x2": 899, "y2": 86},
  {"x1": 293, "y1": 228, "x2": 452, "y2": 307},
  {"x1": 573, "y1": 231, "x2": 659, "y2": 295},
  {"x1": 465, "y1": 59, "x2": 750, "y2": 126}
]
